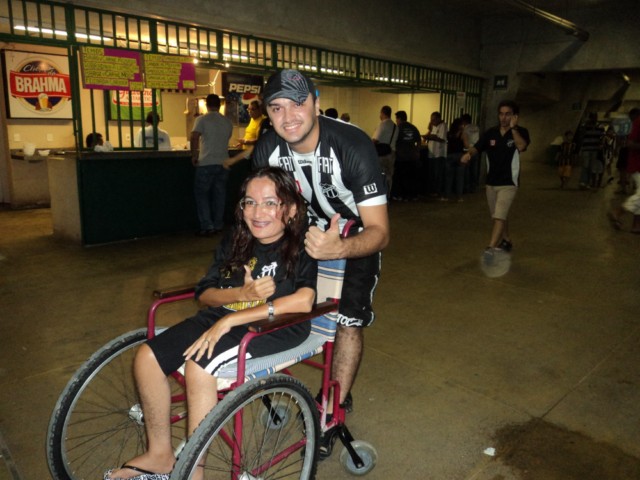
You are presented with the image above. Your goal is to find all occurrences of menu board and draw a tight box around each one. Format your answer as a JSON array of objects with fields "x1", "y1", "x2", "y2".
[
  {"x1": 143, "y1": 54, "x2": 196, "y2": 90},
  {"x1": 80, "y1": 46, "x2": 143, "y2": 91},
  {"x1": 80, "y1": 47, "x2": 196, "y2": 91}
]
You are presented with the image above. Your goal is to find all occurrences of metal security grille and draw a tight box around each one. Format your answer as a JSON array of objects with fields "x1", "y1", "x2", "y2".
[
  {"x1": 0, "y1": 0, "x2": 484, "y2": 149},
  {"x1": 0, "y1": 0, "x2": 66, "y2": 42}
]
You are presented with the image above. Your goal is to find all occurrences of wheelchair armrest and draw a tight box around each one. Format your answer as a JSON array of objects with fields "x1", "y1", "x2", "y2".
[
  {"x1": 248, "y1": 300, "x2": 338, "y2": 333},
  {"x1": 153, "y1": 284, "x2": 197, "y2": 299}
]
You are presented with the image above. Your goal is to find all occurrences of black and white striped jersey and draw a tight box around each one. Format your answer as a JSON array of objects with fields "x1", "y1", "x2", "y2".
[{"x1": 253, "y1": 115, "x2": 387, "y2": 232}]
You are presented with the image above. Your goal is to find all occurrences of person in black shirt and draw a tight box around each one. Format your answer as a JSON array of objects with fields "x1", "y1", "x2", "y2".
[
  {"x1": 462, "y1": 100, "x2": 530, "y2": 260},
  {"x1": 392, "y1": 110, "x2": 421, "y2": 201},
  {"x1": 253, "y1": 69, "x2": 390, "y2": 457},
  {"x1": 442, "y1": 117, "x2": 467, "y2": 202}
]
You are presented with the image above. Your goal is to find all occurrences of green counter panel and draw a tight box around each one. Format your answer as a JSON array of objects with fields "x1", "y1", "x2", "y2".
[
  {"x1": 77, "y1": 154, "x2": 251, "y2": 245},
  {"x1": 78, "y1": 155, "x2": 197, "y2": 245}
]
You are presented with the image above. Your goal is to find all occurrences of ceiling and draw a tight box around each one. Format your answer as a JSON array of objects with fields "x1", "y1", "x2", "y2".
[{"x1": 447, "y1": 0, "x2": 618, "y2": 17}]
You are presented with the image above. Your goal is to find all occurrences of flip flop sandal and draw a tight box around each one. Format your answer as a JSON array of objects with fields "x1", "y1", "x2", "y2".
[{"x1": 104, "y1": 464, "x2": 170, "y2": 480}]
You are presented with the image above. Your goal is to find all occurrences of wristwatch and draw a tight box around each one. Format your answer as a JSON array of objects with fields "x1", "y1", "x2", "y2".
[{"x1": 267, "y1": 301, "x2": 275, "y2": 321}]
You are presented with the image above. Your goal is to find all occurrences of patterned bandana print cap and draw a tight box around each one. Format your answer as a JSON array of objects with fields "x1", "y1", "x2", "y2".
[{"x1": 263, "y1": 69, "x2": 316, "y2": 104}]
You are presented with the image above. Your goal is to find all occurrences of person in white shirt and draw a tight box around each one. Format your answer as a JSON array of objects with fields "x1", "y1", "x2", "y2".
[
  {"x1": 422, "y1": 111, "x2": 447, "y2": 197},
  {"x1": 372, "y1": 105, "x2": 399, "y2": 196},
  {"x1": 135, "y1": 112, "x2": 171, "y2": 150}
]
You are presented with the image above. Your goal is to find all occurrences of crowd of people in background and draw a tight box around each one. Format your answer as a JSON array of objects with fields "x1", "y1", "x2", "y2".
[
  {"x1": 187, "y1": 89, "x2": 640, "y2": 242},
  {"x1": 318, "y1": 105, "x2": 484, "y2": 204},
  {"x1": 545, "y1": 107, "x2": 640, "y2": 234}
]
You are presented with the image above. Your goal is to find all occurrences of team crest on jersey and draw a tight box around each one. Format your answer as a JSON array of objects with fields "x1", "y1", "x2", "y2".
[
  {"x1": 363, "y1": 183, "x2": 378, "y2": 195},
  {"x1": 321, "y1": 183, "x2": 339, "y2": 199},
  {"x1": 278, "y1": 156, "x2": 295, "y2": 171},
  {"x1": 316, "y1": 156, "x2": 333, "y2": 174},
  {"x1": 507, "y1": 139, "x2": 515, "y2": 148}
]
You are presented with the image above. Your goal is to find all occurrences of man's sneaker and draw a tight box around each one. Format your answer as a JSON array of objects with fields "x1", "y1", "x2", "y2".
[
  {"x1": 482, "y1": 247, "x2": 495, "y2": 265},
  {"x1": 318, "y1": 425, "x2": 341, "y2": 460},
  {"x1": 483, "y1": 246, "x2": 505, "y2": 265},
  {"x1": 498, "y1": 239, "x2": 513, "y2": 252}
]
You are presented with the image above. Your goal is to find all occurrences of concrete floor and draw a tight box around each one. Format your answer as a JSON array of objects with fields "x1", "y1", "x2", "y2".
[{"x1": 1, "y1": 160, "x2": 639, "y2": 480}]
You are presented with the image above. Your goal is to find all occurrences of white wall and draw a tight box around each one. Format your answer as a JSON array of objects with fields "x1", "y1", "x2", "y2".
[{"x1": 316, "y1": 86, "x2": 441, "y2": 137}]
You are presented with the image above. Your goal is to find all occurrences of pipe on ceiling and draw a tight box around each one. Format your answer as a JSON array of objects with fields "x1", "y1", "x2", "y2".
[{"x1": 508, "y1": 0, "x2": 590, "y2": 41}]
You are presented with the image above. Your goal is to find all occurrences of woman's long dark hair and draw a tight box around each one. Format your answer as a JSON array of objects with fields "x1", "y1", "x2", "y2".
[{"x1": 223, "y1": 167, "x2": 307, "y2": 278}]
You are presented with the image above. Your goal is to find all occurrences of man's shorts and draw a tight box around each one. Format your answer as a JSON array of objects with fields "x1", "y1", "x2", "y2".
[
  {"x1": 486, "y1": 185, "x2": 517, "y2": 221},
  {"x1": 558, "y1": 165, "x2": 572, "y2": 178},
  {"x1": 337, "y1": 252, "x2": 381, "y2": 328}
]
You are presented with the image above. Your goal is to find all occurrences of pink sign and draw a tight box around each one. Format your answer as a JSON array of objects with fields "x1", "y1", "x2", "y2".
[{"x1": 80, "y1": 46, "x2": 143, "y2": 91}]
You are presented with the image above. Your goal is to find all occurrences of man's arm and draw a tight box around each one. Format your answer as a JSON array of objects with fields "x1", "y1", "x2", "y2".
[
  {"x1": 345, "y1": 204, "x2": 390, "y2": 257},
  {"x1": 462, "y1": 128, "x2": 473, "y2": 150},
  {"x1": 511, "y1": 127, "x2": 528, "y2": 152},
  {"x1": 509, "y1": 114, "x2": 528, "y2": 152}
]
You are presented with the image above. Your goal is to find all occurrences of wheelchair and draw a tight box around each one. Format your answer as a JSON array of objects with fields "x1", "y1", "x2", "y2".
[{"x1": 47, "y1": 242, "x2": 378, "y2": 479}]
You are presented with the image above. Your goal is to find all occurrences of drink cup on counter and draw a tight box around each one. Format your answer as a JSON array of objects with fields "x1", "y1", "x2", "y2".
[{"x1": 23, "y1": 142, "x2": 36, "y2": 156}]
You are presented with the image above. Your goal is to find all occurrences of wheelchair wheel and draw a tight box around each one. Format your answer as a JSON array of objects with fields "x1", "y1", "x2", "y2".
[
  {"x1": 340, "y1": 440, "x2": 377, "y2": 476},
  {"x1": 171, "y1": 374, "x2": 319, "y2": 480},
  {"x1": 46, "y1": 328, "x2": 187, "y2": 480}
]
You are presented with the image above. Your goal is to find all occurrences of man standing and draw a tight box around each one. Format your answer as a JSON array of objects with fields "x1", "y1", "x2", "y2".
[
  {"x1": 190, "y1": 94, "x2": 233, "y2": 236},
  {"x1": 236, "y1": 100, "x2": 265, "y2": 149},
  {"x1": 461, "y1": 100, "x2": 530, "y2": 260},
  {"x1": 609, "y1": 108, "x2": 640, "y2": 233},
  {"x1": 392, "y1": 110, "x2": 422, "y2": 201},
  {"x1": 577, "y1": 112, "x2": 605, "y2": 189},
  {"x1": 134, "y1": 112, "x2": 171, "y2": 150},
  {"x1": 423, "y1": 111, "x2": 447, "y2": 197},
  {"x1": 372, "y1": 105, "x2": 398, "y2": 195},
  {"x1": 253, "y1": 69, "x2": 390, "y2": 455}
]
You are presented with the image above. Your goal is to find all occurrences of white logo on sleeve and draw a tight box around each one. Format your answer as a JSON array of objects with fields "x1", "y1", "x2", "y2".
[{"x1": 363, "y1": 183, "x2": 378, "y2": 195}]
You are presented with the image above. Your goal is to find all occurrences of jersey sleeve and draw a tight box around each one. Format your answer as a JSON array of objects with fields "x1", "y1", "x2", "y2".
[
  {"x1": 474, "y1": 129, "x2": 491, "y2": 153},
  {"x1": 335, "y1": 124, "x2": 388, "y2": 204}
]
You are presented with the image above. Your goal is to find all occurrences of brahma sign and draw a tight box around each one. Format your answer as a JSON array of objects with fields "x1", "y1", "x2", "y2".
[{"x1": 3, "y1": 51, "x2": 72, "y2": 119}]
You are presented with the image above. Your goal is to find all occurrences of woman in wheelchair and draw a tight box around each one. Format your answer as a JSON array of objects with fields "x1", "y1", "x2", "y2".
[{"x1": 105, "y1": 167, "x2": 317, "y2": 480}]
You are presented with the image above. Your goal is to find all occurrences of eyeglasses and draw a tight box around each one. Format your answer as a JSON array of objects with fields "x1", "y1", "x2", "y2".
[{"x1": 239, "y1": 199, "x2": 283, "y2": 212}]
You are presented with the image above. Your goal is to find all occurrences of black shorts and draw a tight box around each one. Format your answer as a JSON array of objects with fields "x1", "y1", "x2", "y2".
[
  {"x1": 337, "y1": 252, "x2": 381, "y2": 328},
  {"x1": 147, "y1": 308, "x2": 310, "y2": 376}
]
